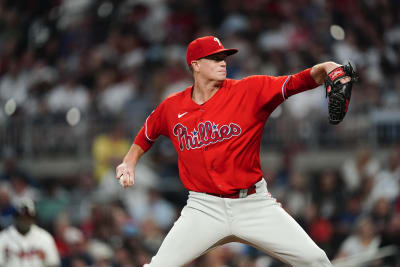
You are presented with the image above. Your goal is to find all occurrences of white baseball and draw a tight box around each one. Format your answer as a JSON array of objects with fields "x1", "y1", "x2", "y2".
[{"x1": 119, "y1": 174, "x2": 126, "y2": 187}]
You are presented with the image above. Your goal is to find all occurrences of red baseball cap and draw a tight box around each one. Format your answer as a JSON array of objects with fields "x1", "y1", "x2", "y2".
[{"x1": 186, "y1": 36, "x2": 238, "y2": 67}]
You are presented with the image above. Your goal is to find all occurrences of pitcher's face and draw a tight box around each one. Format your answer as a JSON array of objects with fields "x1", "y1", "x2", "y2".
[{"x1": 195, "y1": 52, "x2": 228, "y2": 82}]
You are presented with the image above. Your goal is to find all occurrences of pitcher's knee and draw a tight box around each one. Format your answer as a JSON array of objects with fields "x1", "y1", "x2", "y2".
[{"x1": 301, "y1": 248, "x2": 331, "y2": 267}]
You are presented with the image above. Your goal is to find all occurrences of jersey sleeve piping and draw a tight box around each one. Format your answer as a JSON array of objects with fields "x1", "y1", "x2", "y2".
[
  {"x1": 144, "y1": 115, "x2": 156, "y2": 142},
  {"x1": 282, "y1": 75, "x2": 291, "y2": 100}
]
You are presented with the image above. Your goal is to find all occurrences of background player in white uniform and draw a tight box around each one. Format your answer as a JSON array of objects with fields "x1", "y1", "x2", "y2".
[{"x1": 0, "y1": 198, "x2": 60, "y2": 267}]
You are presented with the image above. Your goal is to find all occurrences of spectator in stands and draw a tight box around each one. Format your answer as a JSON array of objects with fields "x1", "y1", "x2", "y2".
[
  {"x1": 128, "y1": 188, "x2": 176, "y2": 231},
  {"x1": 0, "y1": 149, "x2": 30, "y2": 182},
  {"x1": 36, "y1": 179, "x2": 69, "y2": 230},
  {"x1": 86, "y1": 239, "x2": 114, "y2": 267},
  {"x1": 363, "y1": 147, "x2": 400, "y2": 211},
  {"x1": 370, "y1": 197, "x2": 392, "y2": 236},
  {"x1": 67, "y1": 172, "x2": 97, "y2": 226},
  {"x1": 0, "y1": 60, "x2": 31, "y2": 108},
  {"x1": 196, "y1": 246, "x2": 230, "y2": 267},
  {"x1": 380, "y1": 213, "x2": 400, "y2": 265},
  {"x1": 140, "y1": 218, "x2": 165, "y2": 256},
  {"x1": 61, "y1": 226, "x2": 93, "y2": 267},
  {"x1": 46, "y1": 75, "x2": 90, "y2": 116},
  {"x1": 8, "y1": 172, "x2": 38, "y2": 204},
  {"x1": 312, "y1": 170, "x2": 345, "y2": 220},
  {"x1": 335, "y1": 216, "x2": 381, "y2": 260},
  {"x1": 92, "y1": 121, "x2": 130, "y2": 181},
  {"x1": 341, "y1": 147, "x2": 380, "y2": 193},
  {"x1": 96, "y1": 71, "x2": 137, "y2": 116},
  {"x1": 283, "y1": 171, "x2": 311, "y2": 222},
  {"x1": 336, "y1": 192, "x2": 363, "y2": 245}
]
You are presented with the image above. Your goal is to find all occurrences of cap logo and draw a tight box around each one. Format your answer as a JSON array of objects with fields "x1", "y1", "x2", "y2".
[{"x1": 214, "y1": 37, "x2": 222, "y2": 47}]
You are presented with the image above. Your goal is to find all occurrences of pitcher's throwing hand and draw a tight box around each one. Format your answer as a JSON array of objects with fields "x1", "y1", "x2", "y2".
[{"x1": 116, "y1": 162, "x2": 134, "y2": 187}]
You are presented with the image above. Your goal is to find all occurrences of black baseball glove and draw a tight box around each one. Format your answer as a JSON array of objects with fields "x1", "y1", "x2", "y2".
[{"x1": 325, "y1": 62, "x2": 359, "y2": 125}]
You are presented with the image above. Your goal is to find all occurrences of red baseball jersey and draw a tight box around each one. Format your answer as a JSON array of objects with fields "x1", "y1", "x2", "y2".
[{"x1": 134, "y1": 68, "x2": 319, "y2": 194}]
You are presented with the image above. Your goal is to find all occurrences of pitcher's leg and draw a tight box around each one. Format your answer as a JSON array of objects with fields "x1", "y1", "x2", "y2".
[
  {"x1": 147, "y1": 196, "x2": 230, "y2": 267},
  {"x1": 231, "y1": 195, "x2": 331, "y2": 267}
]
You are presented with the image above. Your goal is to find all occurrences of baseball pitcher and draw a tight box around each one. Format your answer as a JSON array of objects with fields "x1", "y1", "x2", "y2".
[{"x1": 116, "y1": 36, "x2": 357, "y2": 267}]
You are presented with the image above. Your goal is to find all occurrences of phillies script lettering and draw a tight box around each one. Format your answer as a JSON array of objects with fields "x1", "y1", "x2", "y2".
[{"x1": 173, "y1": 121, "x2": 242, "y2": 151}]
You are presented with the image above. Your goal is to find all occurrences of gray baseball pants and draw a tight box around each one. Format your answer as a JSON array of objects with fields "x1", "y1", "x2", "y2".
[{"x1": 145, "y1": 179, "x2": 332, "y2": 267}]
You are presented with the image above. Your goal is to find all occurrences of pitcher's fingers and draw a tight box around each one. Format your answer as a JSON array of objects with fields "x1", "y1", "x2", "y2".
[
  {"x1": 116, "y1": 168, "x2": 124, "y2": 179},
  {"x1": 123, "y1": 173, "x2": 129, "y2": 187},
  {"x1": 128, "y1": 173, "x2": 134, "y2": 186}
]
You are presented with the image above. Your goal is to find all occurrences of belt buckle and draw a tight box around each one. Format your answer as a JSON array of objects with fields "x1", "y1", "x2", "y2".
[
  {"x1": 239, "y1": 189, "x2": 249, "y2": 198},
  {"x1": 210, "y1": 184, "x2": 256, "y2": 198}
]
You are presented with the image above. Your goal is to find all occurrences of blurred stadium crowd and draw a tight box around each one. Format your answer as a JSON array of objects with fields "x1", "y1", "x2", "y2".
[{"x1": 1, "y1": 0, "x2": 400, "y2": 266}]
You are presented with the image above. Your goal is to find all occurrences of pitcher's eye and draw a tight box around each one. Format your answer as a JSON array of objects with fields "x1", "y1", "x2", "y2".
[{"x1": 203, "y1": 53, "x2": 227, "y2": 62}]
